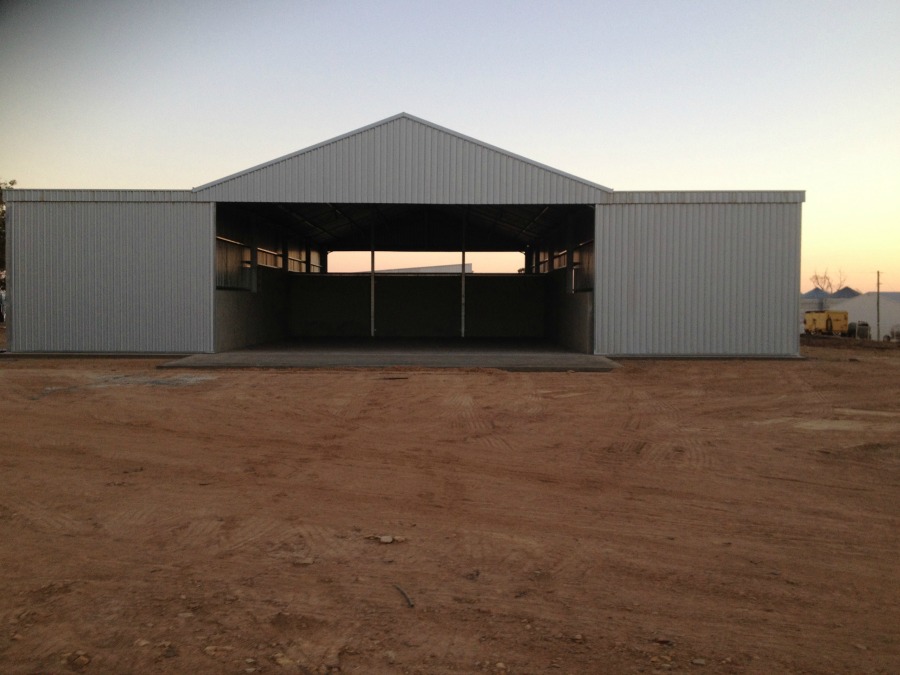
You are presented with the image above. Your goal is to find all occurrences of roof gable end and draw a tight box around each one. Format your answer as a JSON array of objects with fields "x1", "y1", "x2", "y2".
[{"x1": 193, "y1": 113, "x2": 611, "y2": 204}]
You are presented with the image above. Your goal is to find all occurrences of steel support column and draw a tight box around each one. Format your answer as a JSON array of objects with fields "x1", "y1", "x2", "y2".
[
  {"x1": 461, "y1": 211, "x2": 467, "y2": 338},
  {"x1": 370, "y1": 222, "x2": 376, "y2": 337}
]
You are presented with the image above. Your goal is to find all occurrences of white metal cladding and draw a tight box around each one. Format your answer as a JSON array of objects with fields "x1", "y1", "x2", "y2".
[
  {"x1": 594, "y1": 201, "x2": 802, "y2": 356},
  {"x1": 194, "y1": 113, "x2": 612, "y2": 204},
  {"x1": 610, "y1": 191, "x2": 805, "y2": 205},
  {"x1": 6, "y1": 190, "x2": 197, "y2": 202},
  {"x1": 8, "y1": 201, "x2": 215, "y2": 353}
]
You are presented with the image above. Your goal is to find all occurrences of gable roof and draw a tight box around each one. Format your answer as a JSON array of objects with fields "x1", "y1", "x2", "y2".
[
  {"x1": 831, "y1": 286, "x2": 862, "y2": 298},
  {"x1": 802, "y1": 286, "x2": 862, "y2": 300},
  {"x1": 193, "y1": 113, "x2": 612, "y2": 204}
]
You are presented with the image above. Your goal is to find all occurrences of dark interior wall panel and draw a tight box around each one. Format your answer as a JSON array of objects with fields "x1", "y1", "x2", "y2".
[
  {"x1": 374, "y1": 276, "x2": 460, "y2": 337},
  {"x1": 545, "y1": 269, "x2": 593, "y2": 353},
  {"x1": 289, "y1": 275, "x2": 371, "y2": 337},
  {"x1": 289, "y1": 274, "x2": 550, "y2": 340},
  {"x1": 215, "y1": 267, "x2": 290, "y2": 351},
  {"x1": 465, "y1": 275, "x2": 548, "y2": 338}
]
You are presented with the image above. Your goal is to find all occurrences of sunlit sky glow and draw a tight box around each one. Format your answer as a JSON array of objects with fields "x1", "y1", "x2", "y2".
[{"x1": 2, "y1": 0, "x2": 898, "y2": 288}]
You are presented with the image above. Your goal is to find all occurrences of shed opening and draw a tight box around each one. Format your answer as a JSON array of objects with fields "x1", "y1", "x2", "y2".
[{"x1": 213, "y1": 202, "x2": 595, "y2": 352}]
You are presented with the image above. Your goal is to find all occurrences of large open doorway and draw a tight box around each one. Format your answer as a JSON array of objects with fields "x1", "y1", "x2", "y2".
[{"x1": 213, "y1": 202, "x2": 595, "y2": 353}]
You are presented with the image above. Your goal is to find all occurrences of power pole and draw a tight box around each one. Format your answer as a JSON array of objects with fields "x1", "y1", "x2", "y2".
[{"x1": 876, "y1": 271, "x2": 881, "y2": 341}]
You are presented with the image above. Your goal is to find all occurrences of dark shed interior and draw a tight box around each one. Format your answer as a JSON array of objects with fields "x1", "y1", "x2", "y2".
[{"x1": 214, "y1": 202, "x2": 595, "y2": 352}]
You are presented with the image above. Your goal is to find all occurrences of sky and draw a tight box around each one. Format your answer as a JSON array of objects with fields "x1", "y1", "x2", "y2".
[{"x1": 1, "y1": 0, "x2": 898, "y2": 289}]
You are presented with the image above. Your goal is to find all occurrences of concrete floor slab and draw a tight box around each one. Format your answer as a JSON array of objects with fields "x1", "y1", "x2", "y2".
[{"x1": 161, "y1": 339, "x2": 618, "y2": 372}]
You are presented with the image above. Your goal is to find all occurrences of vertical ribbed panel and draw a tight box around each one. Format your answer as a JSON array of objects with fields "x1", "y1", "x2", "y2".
[
  {"x1": 195, "y1": 115, "x2": 611, "y2": 204},
  {"x1": 609, "y1": 191, "x2": 805, "y2": 205},
  {"x1": 5, "y1": 190, "x2": 197, "y2": 203},
  {"x1": 8, "y1": 201, "x2": 214, "y2": 353},
  {"x1": 594, "y1": 202, "x2": 801, "y2": 356}
]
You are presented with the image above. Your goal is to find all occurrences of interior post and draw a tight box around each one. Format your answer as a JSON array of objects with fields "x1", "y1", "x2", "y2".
[
  {"x1": 461, "y1": 210, "x2": 467, "y2": 338},
  {"x1": 370, "y1": 221, "x2": 376, "y2": 337}
]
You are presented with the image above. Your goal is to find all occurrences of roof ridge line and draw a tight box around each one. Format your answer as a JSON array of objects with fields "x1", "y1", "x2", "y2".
[
  {"x1": 397, "y1": 114, "x2": 612, "y2": 193},
  {"x1": 192, "y1": 113, "x2": 409, "y2": 191},
  {"x1": 193, "y1": 113, "x2": 612, "y2": 193}
]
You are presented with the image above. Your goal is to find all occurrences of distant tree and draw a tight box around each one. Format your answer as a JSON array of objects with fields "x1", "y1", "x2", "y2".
[
  {"x1": 809, "y1": 269, "x2": 846, "y2": 296},
  {"x1": 0, "y1": 178, "x2": 15, "y2": 279}
]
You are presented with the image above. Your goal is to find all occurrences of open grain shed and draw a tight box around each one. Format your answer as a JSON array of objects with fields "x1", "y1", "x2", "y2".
[{"x1": 3, "y1": 113, "x2": 804, "y2": 357}]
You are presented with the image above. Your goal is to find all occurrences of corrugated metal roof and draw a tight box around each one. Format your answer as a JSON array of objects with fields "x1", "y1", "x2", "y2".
[
  {"x1": 831, "y1": 286, "x2": 862, "y2": 298},
  {"x1": 611, "y1": 191, "x2": 805, "y2": 204},
  {"x1": 193, "y1": 113, "x2": 613, "y2": 204},
  {"x1": 4, "y1": 190, "x2": 198, "y2": 202}
]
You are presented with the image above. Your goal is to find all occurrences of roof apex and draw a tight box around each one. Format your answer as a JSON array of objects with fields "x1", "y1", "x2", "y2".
[{"x1": 193, "y1": 113, "x2": 612, "y2": 195}]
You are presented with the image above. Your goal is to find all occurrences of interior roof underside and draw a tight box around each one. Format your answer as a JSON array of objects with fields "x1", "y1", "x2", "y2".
[{"x1": 221, "y1": 202, "x2": 595, "y2": 252}]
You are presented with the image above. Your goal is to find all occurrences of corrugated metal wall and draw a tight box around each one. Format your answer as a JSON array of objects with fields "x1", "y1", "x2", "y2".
[
  {"x1": 6, "y1": 190, "x2": 196, "y2": 203},
  {"x1": 195, "y1": 114, "x2": 610, "y2": 205},
  {"x1": 608, "y1": 191, "x2": 806, "y2": 205},
  {"x1": 8, "y1": 201, "x2": 215, "y2": 353},
  {"x1": 594, "y1": 201, "x2": 802, "y2": 356}
]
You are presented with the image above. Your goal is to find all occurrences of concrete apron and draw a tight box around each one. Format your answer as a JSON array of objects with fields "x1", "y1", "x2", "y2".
[{"x1": 160, "y1": 339, "x2": 618, "y2": 372}]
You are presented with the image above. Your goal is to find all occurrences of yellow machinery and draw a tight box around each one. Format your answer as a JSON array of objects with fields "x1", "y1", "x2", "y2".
[{"x1": 804, "y1": 310, "x2": 849, "y2": 336}]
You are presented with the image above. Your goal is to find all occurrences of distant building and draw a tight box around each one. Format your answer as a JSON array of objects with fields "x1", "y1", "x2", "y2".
[
  {"x1": 377, "y1": 263, "x2": 473, "y2": 274},
  {"x1": 830, "y1": 293, "x2": 900, "y2": 339},
  {"x1": 800, "y1": 286, "x2": 861, "y2": 319},
  {"x1": 831, "y1": 286, "x2": 862, "y2": 299}
]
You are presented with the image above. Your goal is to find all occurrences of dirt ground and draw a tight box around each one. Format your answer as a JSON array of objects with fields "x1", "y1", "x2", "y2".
[{"x1": 1, "y1": 329, "x2": 898, "y2": 674}]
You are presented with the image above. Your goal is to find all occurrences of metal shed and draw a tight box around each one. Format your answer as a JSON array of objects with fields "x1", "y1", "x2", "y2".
[{"x1": 3, "y1": 113, "x2": 805, "y2": 357}]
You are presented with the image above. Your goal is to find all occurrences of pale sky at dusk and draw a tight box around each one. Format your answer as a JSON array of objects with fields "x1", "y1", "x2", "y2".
[{"x1": 2, "y1": 0, "x2": 898, "y2": 289}]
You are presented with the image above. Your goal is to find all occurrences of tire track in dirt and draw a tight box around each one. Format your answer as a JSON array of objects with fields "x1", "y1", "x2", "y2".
[
  {"x1": 324, "y1": 379, "x2": 373, "y2": 421},
  {"x1": 512, "y1": 389, "x2": 545, "y2": 416},
  {"x1": 453, "y1": 530, "x2": 547, "y2": 578},
  {"x1": 407, "y1": 532, "x2": 543, "y2": 614},
  {"x1": 277, "y1": 522, "x2": 357, "y2": 562},
  {"x1": 4, "y1": 584, "x2": 87, "y2": 670},
  {"x1": 106, "y1": 512, "x2": 363, "y2": 574},
  {"x1": 8, "y1": 633, "x2": 75, "y2": 667},
  {"x1": 467, "y1": 384, "x2": 546, "y2": 454},
  {"x1": 536, "y1": 389, "x2": 588, "y2": 401},
  {"x1": 106, "y1": 509, "x2": 311, "y2": 558},
  {"x1": 442, "y1": 391, "x2": 492, "y2": 434},
  {"x1": 593, "y1": 439, "x2": 649, "y2": 465},
  {"x1": 423, "y1": 529, "x2": 603, "y2": 632},
  {"x1": 8, "y1": 500, "x2": 94, "y2": 535},
  {"x1": 632, "y1": 439, "x2": 720, "y2": 470},
  {"x1": 219, "y1": 520, "x2": 361, "y2": 564},
  {"x1": 473, "y1": 433, "x2": 515, "y2": 453},
  {"x1": 216, "y1": 516, "x2": 286, "y2": 553},
  {"x1": 593, "y1": 386, "x2": 732, "y2": 471},
  {"x1": 243, "y1": 454, "x2": 306, "y2": 479},
  {"x1": 103, "y1": 503, "x2": 177, "y2": 537},
  {"x1": 610, "y1": 389, "x2": 686, "y2": 442},
  {"x1": 180, "y1": 515, "x2": 235, "y2": 549},
  {"x1": 782, "y1": 368, "x2": 834, "y2": 408},
  {"x1": 594, "y1": 430, "x2": 720, "y2": 470}
]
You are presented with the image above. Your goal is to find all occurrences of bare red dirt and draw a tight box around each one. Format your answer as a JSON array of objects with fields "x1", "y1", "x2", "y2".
[{"x1": 1, "y1": 333, "x2": 898, "y2": 674}]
